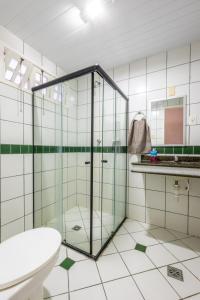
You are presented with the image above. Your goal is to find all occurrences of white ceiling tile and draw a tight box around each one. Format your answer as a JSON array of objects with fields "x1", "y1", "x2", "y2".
[{"x1": 0, "y1": 0, "x2": 200, "y2": 72}]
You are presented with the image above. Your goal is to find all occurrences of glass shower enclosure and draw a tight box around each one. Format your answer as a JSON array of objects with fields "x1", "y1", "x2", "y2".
[{"x1": 32, "y1": 65, "x2": 128, "y2": 259}]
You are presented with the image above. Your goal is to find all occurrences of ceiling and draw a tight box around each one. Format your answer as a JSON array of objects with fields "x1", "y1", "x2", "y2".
[{"x1": 0, "y1": 0, "x2": 200, "y2": 73}]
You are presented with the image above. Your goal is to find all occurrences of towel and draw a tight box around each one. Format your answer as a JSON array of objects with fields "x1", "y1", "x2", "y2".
[{"x1": 128, "y1": 118, "x2": 151, "y2": 154}]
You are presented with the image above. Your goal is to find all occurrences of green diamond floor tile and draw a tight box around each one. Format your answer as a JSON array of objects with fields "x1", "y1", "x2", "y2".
[
  {"x1": 135, "y1": 243, "x2": 147, "y2": 253},
  {"x1": 60, "y1": 258, "x2": 75, "y2": 270}
]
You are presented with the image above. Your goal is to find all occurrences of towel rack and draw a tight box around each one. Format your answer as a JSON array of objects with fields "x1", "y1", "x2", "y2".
[{"x1": 134, "y1": 111, "x2": 146, "y2": 120}]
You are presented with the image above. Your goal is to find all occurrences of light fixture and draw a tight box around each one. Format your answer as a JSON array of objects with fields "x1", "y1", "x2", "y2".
[
  {"x1": 80, "y1": 0, "x2": 104, "y2": 22},
  {"x1": 5, "y1": 70, "x2": 13, "y2": 80},
  {"x1": 9, "y1": 58, "x2": 18, "y2": 70}
]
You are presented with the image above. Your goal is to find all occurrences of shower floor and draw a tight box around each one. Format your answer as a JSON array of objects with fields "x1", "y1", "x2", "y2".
[{"x1": 47, "y1": 206, "x2": 122, "y2": 256}]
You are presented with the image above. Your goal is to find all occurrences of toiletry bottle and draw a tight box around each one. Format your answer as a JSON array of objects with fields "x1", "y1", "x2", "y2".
[{"x1": 150, "y1": 148, "x2": 158, "y2": 162}]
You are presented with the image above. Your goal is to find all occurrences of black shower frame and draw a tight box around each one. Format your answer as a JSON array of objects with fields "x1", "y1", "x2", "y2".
[{"x1": 32, "y1": 65, "x2": 129, "y2": 260}]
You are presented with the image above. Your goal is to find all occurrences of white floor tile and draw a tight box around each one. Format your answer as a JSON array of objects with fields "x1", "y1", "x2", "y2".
[
  {"x1": 181, "y1": 237, "x2": 200, "y2": 254},
  {"x1": 123, "y1": 220, "x2": 144, "y2": 233},
  {"x1": 133, "y1": 269, "x2": 179, "y2": 300},
  {"x1": 97, "y1": 253, "x2": 129, "y2": 282},
  {"x1": 150, "y1": 228, "x2": 177, "y2": 243},
  {"x1": 67, "y1": 247, "x2": 88, "y2": 262},
  {"x1": 163, "y1": 240, "x2": 198, "y2": 261},
  {"x1": 121, "y1": 250, "x2": 155, "y2": 274},
  {"x1": 69, "y1": 260, "x2": 101, "y2": 291},
  {"x1": 131, "y1": 231, "x2": 159, "y2": 246},
  {"x1": 70, "y1": 284, "x2": 106, "y2": 300},
  {"x1": 146, "y1": 244, "x2": 178, "y2": 267},
  {"x1": 43, "y1": 266, "x2": 68, "y2": 298},
  {"x1": 160, "y1": 263, "x2": 200, "y2": 298},
  {"x1": 104, "y1": 276, "x2": 143, "y2": 300},
  {"x1": 115, "y1": 225, "x2": 128, "y2": 235},
  {"x1": 102, "y1": 242, "x2": 117, "y2": 256},
  {"x1": 113, "y1": 234, "x2": 136, "y2": 252},
  {"x1": 139, "y1": 222, "x2": 158, "y2": 230},
  {"x1": 183, "y1": 257, "x2": 200, "y2": 279}
]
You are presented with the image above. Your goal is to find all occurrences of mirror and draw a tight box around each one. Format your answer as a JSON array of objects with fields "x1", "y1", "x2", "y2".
[{"x1": 149, "y1": 96, "x2": 186, "y2": 146}]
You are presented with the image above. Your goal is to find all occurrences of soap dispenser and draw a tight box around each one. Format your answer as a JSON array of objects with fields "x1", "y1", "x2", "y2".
[{"x1": 150, "y1": 148, "x2": 158, "y2": 162}]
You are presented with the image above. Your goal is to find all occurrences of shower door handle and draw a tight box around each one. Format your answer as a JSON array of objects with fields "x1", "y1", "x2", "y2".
[
  {"x1": 101, "y1": 160, "x2": 108, "y2": 163},
  {"x1": 85, "y1": 161, "x2": 91, "y2": 165}
]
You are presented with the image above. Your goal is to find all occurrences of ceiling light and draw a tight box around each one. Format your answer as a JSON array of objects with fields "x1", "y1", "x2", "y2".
[
  {"x1": 9, "y1": 58, "x2": 18, "y2": 70},
  {"x1": 5, "y1": 70, "x2": 13, "y2": 81},
  {"x1": 81, "y1": 0, "x2": 104, "y2": 22},
  {"x1": 69, "y1": 6, "x2": 86, "y2": 26}
]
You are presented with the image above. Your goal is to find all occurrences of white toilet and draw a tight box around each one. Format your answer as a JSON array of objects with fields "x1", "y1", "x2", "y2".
[{"x1": 0, "y1": 228, "x2": 62, "y2": 300}]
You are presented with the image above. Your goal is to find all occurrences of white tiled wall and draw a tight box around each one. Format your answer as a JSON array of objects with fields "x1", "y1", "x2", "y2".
[
  {"x1": 0, "y1": 82, "x2": 33, "y2": 241},
  {"x1": 109, "y1": 40, "x2": 200, "y2": 146},
  {"x1": 107, "y1": 40, "x2": 200, "y2": 237},
  {"x1": 1, "y1": 34, "x2": 200, "y2": 242},
  {"x1": 128, "y1": 173, "x2": 200, "y2": 237},
  {"x1": 0, "y1": 25, "x2": 65, "y2": 241}
]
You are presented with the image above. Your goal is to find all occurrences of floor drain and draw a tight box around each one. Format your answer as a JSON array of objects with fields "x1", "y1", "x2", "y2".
[
  {"x1": 72, "y1": 225, "x2": 82, "y2": 231},
  {"x1": 167, "y1": 266, "x2": 184, "y2": 281}
]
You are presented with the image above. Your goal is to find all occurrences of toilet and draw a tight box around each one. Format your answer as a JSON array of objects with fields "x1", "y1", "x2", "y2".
[{"x1": 0, "y1": 228, "x2": 61, "y2": 300}]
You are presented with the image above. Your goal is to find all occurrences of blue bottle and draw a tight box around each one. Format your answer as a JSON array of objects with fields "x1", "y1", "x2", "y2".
[{"x1": 150, "y1": 148, "x2": 158, "y2": 162}]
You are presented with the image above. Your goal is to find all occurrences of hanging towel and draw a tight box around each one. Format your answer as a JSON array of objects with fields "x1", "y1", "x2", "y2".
[{"x1": 128, "y1": 118, "x2": 151, "y2": 154}]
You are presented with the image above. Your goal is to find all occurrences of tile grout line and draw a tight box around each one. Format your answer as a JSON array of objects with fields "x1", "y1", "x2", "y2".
[
  {"x1": 121, "y1": 221, "x2": 182, "y2": 298},
  {"x1": 48, "y1": 220, "x2": 200, "y2": 299},
  {"x1": 118, "y1": 221, "x2": 200, "y2": 297}
]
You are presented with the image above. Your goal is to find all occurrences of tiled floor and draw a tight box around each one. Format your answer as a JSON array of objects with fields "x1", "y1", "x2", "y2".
[
  {"x1": 47, "y1": 206, "x2": 121, "y2": 256},
  {"x1": 43, "y1": 218, "x2": 200, "y2": 300}
]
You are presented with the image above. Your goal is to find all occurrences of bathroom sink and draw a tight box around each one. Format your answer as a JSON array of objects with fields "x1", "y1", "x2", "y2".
[
  {"x1": 133, "y1": 160, "x2": 200, "y2": 168},
  {"x1": 131, "y1": 157, "x2": 200, "y2": 177}
]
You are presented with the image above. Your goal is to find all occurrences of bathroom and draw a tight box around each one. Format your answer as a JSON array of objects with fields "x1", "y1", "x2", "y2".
[{"x1": 0, "y1": 0, "x2": 200, "y2": 299}]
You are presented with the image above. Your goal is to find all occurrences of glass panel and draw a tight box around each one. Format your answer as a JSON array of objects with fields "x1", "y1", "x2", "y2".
[
  {"x1": 100, "y1": 78, "x2": 116, "y2": 253},
  {"x1": 33, "y1": 83, "x2": 63, "y2": 238},
  {"x1": 92, "y1": 72, "x2": 105, "y2": 255},
  {"x1": 63, "y1": 74, "x2": 91, "y2": 254},
  {"x1": 33, "y1": 66, "x2": 127, "y2": 259},
  {"x1": 114, "y1": 91, "x2": 127, "y2": 229}
]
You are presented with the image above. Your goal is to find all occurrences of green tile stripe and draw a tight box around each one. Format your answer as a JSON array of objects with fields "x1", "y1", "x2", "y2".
[
  {"x1": 0, "y1": 144, "x2": 33, "y2": 154},
  {"x1": 155, "y1": 146, "x2": 200, "y2": 155},
  {"x1": 0, "y1": 144, "x2": 127, "y2": 154},
  {"x1": 1, "y1": 144, "x2": 200, "y2": 155}
]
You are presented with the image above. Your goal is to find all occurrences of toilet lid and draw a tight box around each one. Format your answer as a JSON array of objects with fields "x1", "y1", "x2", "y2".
[{"x1": 0, "y1": 228, "x2": 61, "y2": 290}]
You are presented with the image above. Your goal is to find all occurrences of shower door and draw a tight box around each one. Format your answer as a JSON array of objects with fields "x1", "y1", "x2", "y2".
[
  {"x1": 114, "y1": 91, "x2": 127, "y2": 229},
  {"x1": 33, "y1": 65, "x2": 128, "y2": 259},
  {"x1": 92, "y1": 72, "x2": 127, "y2": 256},
  {"x1": 63, "y1": 74, "x2": 92, "y2": 255}
]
